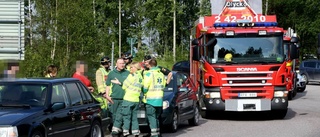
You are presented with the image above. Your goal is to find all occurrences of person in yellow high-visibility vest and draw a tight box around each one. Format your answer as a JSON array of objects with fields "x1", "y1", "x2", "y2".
[
  {"x1": 95, "y1": 57, "x2": 111, "y2": 118},
  {"x1": 121, "y1": 62, "x2": 143, "y2": 136},
  {"x1": 143, "y1": 58, "x2": 166, "y2": 137},
  {"x1": 44, "y1": 65, "x2": 58, "y2": 78}
]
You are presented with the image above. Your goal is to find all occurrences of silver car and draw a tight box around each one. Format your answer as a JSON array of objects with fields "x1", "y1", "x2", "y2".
[{"x1": 296, "y1": 71, "x2": 307, "y2": 92}]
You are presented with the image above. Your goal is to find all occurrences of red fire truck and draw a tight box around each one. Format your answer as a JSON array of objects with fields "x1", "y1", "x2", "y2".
[{"x1": 190, "y1": 0, "x2": 299, "y2": 119}]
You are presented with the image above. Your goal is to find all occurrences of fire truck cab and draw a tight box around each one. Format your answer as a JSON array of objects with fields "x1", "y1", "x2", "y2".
[{"x1": 190, "y1": 0, "x2": 299, "y2": 119}]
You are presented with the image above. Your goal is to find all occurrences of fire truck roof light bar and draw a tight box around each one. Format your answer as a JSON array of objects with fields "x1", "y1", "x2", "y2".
[{"x1": 213, "y1": 22, "x2": 278, "y2": 27}]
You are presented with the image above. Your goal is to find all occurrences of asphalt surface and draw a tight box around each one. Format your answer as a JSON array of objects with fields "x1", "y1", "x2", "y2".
[{"x1": 106, "y1": 83, "x2": 320, "y2": 137}]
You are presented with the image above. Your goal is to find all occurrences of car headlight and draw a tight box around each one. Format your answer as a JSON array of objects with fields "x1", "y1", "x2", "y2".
[
  {"x1": 163, "y1": 100, "x2": 169, "y2": 110},
  {"x1": 0, "y1": 126, "x2": 18, "y2": 137},
  {"x1": 274, "y1": 91, "x2": 288, "y2": 97}
]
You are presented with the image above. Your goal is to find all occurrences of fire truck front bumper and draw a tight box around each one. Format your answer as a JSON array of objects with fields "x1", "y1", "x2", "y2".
[{"x1": 202, "y1": 97, "x2": 288, "y2": 111}]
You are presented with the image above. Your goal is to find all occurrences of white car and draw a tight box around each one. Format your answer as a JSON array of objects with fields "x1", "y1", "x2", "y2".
[{"x1": 296, "y1": 71, "x2": 307, "y2": 92}]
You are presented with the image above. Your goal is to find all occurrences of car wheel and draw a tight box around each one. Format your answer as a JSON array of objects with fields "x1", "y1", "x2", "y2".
[
  {"x1": 168, "y1": 110, "x2": 178, "y2": 133},
  {"x1": 188, "y1": 105, "x2": 200, "y2": 126},
  {"x1": 301, "y1": 74, "x2": 308, "y2": 84},
  {"x1": 31, "y1": 130, "x2": 43, "y2": 137},
  {"x1": 88, "y1": 120, "x2": 103, "y2": 137}
]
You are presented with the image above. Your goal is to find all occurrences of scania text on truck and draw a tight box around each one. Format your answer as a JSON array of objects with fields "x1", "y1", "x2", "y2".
[{"x1": 190, "y1": 0, "x2": 298, "y2": 119}]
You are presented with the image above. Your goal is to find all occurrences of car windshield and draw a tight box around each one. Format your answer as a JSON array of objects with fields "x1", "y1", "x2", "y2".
[
  {"x1": 206, "y1": 36, "x2": 284, "y2": 64},
  {"x1": 0, "y1": 83, "x2": 48, "y2": 107}
]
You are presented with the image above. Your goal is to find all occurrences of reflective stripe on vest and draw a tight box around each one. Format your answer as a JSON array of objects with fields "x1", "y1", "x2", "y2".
[
  {"x1": 145, "y1": 70, "x2": 165, "y2": 100},
  {"x1": 97, "y1": 67, "x2": 109, "y2": 93}
]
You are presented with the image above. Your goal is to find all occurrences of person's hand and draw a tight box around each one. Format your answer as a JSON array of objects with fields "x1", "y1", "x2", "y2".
[
  {"x1": 111, "y1": 78, "x2": 121, "y2": 85},
  {"x1": 88, "y1": 86, "x2": 94, "y2": 93},
  {"x1": 104, "y1": 95, "x2": 114, "y2": 104}
]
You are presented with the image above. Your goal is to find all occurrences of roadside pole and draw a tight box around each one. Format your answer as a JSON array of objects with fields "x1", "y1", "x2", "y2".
[{"x1": 111, "y1": 42, "x2": 114, "y2": 70}]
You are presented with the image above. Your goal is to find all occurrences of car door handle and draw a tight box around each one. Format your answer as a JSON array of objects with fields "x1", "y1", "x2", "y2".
[
  {"x1": 86, "y1": 107, "x2": 93, "y2": 111},
  {"x1": 68, "y1": 110, "x2": 75, "y2": 115}
]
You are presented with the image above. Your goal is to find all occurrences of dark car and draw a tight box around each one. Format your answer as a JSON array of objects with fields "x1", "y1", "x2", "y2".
[
  {"x1": 172, "y1": 61, "x2": 190, "y2": 74},
  {"x1": 138, "y1": 71, "x2": 200, "y2": 132},
  {"x1": 0, "y1": 78, "x2": 110, "y2": 137},
  {"x1": 299, "y1": 60, "x2": 320, "y2": 84}
]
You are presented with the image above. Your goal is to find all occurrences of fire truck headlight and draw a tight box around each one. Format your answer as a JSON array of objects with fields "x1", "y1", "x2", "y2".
[
  {"x1": 274, "y1": 91, "x2": 288, "y2": 97},
  {"x1": 209, "y1": 92, "x2": 220, "y2": 98}
]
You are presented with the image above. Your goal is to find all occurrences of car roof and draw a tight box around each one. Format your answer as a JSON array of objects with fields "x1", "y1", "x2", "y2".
[{"x1": 0, "y1": 78, "x2": 80, "y2": 84}]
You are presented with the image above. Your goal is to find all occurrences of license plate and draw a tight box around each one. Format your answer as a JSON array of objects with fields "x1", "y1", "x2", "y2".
[
  {"x1": 137, "y1": 110, "x2": 146, "y2": 118},
  {"x1": 238, "y1": 93, "x2": 257, "y2": 97}
]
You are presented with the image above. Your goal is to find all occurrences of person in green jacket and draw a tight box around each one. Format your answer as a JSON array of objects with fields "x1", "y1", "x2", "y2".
[
  {"x1": 104, "y1": 58, "x2": 130, "y2": 136},
  {"x1": 143, "y1": 58, "x2": 166, "y2": 137},
  {"x1": 121, "y1": 62, "x2": 143, "y2": 137}
]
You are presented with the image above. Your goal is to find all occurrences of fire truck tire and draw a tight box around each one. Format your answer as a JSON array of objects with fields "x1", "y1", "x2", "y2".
[
  {"x1": 272, "y1": 109, "x2": 287, "y2": 119},
  {"x1": 288, "y1": 91, "x2": 293, "y2": 100}
]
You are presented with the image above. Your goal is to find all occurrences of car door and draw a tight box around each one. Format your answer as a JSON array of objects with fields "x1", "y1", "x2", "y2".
[
  {"x1": 175, "y1": 73, "x2": 190, "y2": 120},
  {"x1": 180, "y1": 73, "x2": 196, "y2": 118},
  {"x1": 49, "y1": 84, "x2": 75, "y2": 137},
  {"x1": 315, "y1": 62, "x2": 320, "y2": 81},
  {"x1": 65, "y1": 82, "x2": 92, "y2": 137},
  {"x1": 305, "y1": 61, "x2": 315, "y2": 80}
]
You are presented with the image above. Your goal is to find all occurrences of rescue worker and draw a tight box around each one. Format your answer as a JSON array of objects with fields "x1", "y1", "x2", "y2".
[
  {"x1": 121, "y1": 62, "x2": 143, "y2": 137},
  {"x1": 95, "y1": 57, "x2": 111, "y2": 118},
  {"x1": 104, "y1": 58, "x2": 130, "y2": 136},
  {"x1": 143, "y1": 58, "x2": 166, "y2": 137},
  {"x1": 224, "y1": 53, "x2": 233, "y2": 62},
  {"x1": 123, "y1": 52, "x2": 133, "y2": 70},
  {"x1": 144, "y1": 55, "x2": 172, "y2": 85},
  {"x1": 44, "y1": 65, "x2": 58, "y2": 78}
]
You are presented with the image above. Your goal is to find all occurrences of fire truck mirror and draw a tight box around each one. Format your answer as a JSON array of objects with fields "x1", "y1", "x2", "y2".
[
  {"x1": 192, "y1": 39, "x2": 199, "y2": 46},
  {"x1": 290, "y1": 44, "x2": 298, "y2": 60},
  {"x1": 192, "y1": 46, "x2": 200, "y2": 61},
  {"x1": 205, "y1": 38, "x2": 217, "y2": 47},
  {"x1": 290, "y1": 37, "x2": 299, "y2": 43}
]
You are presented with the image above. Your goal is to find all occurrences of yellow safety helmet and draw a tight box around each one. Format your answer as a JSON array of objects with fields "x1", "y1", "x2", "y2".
[{"x1": 224, "y1": 53, "x2": 233, "y2": 61}]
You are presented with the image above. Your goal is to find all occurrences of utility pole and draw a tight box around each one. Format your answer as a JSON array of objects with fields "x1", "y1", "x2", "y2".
[
  {"x1": 111, "y1": 42, "x2": 114, "y2": 70},
  {"x1": 265, "y1": 0, "x2": 268, "y2": 15},
  {"x1": 119, "y1": 0, "x2": 121, "y2": 58},
  {"x1": 173, "y1": 0, "x2": 176, "y2": 63}
]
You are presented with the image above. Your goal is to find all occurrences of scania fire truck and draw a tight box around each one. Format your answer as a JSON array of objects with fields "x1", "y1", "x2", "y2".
[{"x1": 190, "y1": 0, "x2": 298, "y2": 119}]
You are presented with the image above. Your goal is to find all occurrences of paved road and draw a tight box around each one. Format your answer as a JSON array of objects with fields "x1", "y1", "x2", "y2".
[{"x1": 106, "y1": 84, "x2": 320, "y2": 137}]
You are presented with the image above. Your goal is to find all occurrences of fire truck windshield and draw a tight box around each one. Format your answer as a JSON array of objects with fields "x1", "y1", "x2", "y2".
[{"x1": 207, "y1": 36, "x2": 284, "y2": 64}]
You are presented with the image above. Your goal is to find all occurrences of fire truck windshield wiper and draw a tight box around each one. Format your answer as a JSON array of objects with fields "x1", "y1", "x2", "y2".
[
  {"x1": 219, "y1": 61, "x2": 238, "y2": 64},
  {"x1": 252, "y1": 60, "x2": 269, "y2": 64}
]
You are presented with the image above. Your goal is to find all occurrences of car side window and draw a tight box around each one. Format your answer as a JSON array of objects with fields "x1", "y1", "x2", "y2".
[
  {"x1": 51, "y1": 84, "x2": 69, "y2": 106},
  {"x1": 77, "y1": 82, "x2": 93, "y2": 104},
  {"x1": 177, "y1": 73, "x2": 187, "y2": 87},
  {"x1": 305, "y1": 62, "x2": 316, "y2": 68},
  {"x1": 65, "y1": 83, "x2": 83, "y2": 106}
]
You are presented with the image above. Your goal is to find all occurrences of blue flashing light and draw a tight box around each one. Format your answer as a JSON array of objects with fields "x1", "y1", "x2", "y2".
[
  {"x1": 214, "y1": 23, "x2": 238, "y2": 27},
  {"x1": 213, "y1": 22, "x2": 278, "y2": 27}
]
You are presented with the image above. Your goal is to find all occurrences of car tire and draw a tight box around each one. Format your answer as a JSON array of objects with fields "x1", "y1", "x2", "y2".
[
  {"x1": 301, "y1": 74, "x2": 308, "y2": 84},
  {"x1": 168, "y1": 110, "x2": 179, "y2": 133},
  {"x1": 31, "y1": 130, "x2": 43, "y2": 137},
  {"x1": 297, "y1": 86, "x2": 306, "y2": 92},
  {"x1": 88, "y1": 120, "x2": 103, "y2": 137},
  {"x1": 188, "y1": 105, "x2": 200, "y2": 126}
]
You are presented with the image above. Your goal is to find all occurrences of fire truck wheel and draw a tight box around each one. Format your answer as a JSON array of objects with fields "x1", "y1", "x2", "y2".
[
  {"x1": 272, "y1": 109, "x2": 288, "y2": 119},
  {"x1": 288, "y1": 91, "x2": 294, "y2": 100}
]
